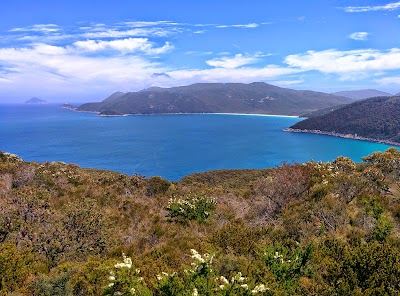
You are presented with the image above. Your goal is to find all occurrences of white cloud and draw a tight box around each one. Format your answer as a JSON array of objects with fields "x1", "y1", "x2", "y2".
[
  {"x1": 118, "y1": 21, "x2": 179, "y2": 27},
  {"x1": 215, "y1": 23, "x2": 259, "y2": 28},
  {"x1": 349, "y1": 32, "x2": 369, "y2": 40},
  {"x1": 271, "y1": 79, "x2": 304, "y2": 86},
  {"x1": 375, "y1": 76, "x2": 400, "y2": 85},
  {"x1": 9, "y1": 24, "x2": 61, "y2": 33},
  {"x1": 285, "y1": 49, "x2": 400, "y2": 78},
  {"x1": 206, "y1": 54, "x2": 261, "y2": 68},
  {"x1": 344, "y1": 2, "x2": 400, "y2": 12},
  {"x1": 82, "y1": 27, "x2": 180, "y2": 38},
  {"x1": 73, "y1": 38, "x2": 173, "y2": 55},
  {"x1": 0, "y1": 43, "x2": 170, "y2": 99},
  {"x1": 185, "y1": 51, "x2": 213, "y2": 56},
  {"x1": 167, "y1": 66, "x2": 299, "y2": 83}
]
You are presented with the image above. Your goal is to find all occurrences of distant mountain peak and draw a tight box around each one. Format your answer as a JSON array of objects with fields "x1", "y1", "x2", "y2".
[{"x1": 24, "y1": 97, "x2": 47, "y2": 104}]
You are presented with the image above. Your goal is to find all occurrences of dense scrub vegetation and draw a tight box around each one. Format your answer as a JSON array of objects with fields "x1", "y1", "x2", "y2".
[
  {"x1": 291, "y1": 95, "x2": 400, "y2": 143},
  {"x1": 0, "y1": 149, "x2": 400, "y2": 295}
]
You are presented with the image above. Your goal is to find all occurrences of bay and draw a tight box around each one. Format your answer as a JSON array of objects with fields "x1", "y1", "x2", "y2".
[{"x1": 0, "y1": 104, "x2": 393, "y2": 181}]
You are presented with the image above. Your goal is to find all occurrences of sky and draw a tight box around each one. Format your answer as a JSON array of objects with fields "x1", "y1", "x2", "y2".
[{"x1": 1, "y1": 0, "x2": 400, "y2": 102}]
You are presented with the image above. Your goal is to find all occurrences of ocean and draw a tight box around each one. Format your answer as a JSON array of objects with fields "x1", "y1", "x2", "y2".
[{"x1": 0, "y1": 104, "x2": 393, "y2": 181}]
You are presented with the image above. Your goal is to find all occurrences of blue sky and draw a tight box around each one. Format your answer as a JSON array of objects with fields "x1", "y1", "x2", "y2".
[{"x1": 1, "y1": 0, "x2": 400, "y2": 102}]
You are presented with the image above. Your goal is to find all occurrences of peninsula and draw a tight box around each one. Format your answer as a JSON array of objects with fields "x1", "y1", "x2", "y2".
[
  {"x1": 77, "y1": 82, "x2": 354, "y2": 116},
  {"x1": 288, "y1": 95, "x2": 400, "y2": 145}
]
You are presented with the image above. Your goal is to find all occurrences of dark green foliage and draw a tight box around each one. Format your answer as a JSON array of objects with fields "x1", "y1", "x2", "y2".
[
  {"x1": 31, "y1": 271, "x2": 73, "y2": 296},
  {"x1": 317, "y1": 240, "x2": 400, "y2": 295}
]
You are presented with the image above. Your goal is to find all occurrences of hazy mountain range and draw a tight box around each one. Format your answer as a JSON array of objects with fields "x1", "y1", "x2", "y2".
[
  {"x1": 77, "y1": 82, "x2": 354, "y2": 116},
  {"x1": 331, "y1": 89, "x2": 392, "y2": 100}
]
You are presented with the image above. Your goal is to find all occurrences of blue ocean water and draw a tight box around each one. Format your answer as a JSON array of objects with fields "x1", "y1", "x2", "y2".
[{"x1": 0, "y1": 104, "x2": 394, "y2": 180}]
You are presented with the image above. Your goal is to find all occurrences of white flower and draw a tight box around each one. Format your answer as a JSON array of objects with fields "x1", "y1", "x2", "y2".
[
  {"x1": 236, "y1": 272, "x2": 246, "y2": 282},
  {"x1": 251, "y1": 284, "x2": 269, "y2": 294},
  {"x1": 115, "y1": 253, "x2": 133, "y2": 269},
  {"x1": 108, "y1": 275, "x2": 116, "y2": 281},
  {"x1": 219, "y1": 284, "x2": 225, "y2": 290},
  {"x1": 193, "y1": 288, "x2": 198, "y2": 296},
  {"x1": 241, "y1": 284, "x2": 249, "y2": 290},
  {"x1": 190, "y1": 249, "x2": 205, "y2": 263},
  {"x1": 108, "y1": 283, "x2": 114, "y2": 287},
  {"x1": 220, "y1": 276, "x2": 229, "y2": 284}
]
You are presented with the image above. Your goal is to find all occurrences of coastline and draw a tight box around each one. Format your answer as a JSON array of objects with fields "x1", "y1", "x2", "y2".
[
  {"x1": 67, "y1": 107, "x2": 301, "y2": 118},
  {"x1": 285, "y1": 128, "x2": 400, "y2": 147}
]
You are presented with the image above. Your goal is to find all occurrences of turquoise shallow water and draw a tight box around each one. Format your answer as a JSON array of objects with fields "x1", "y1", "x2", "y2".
[{"x1": 0, "y1": 104, "x2": 394, "y2": 180}]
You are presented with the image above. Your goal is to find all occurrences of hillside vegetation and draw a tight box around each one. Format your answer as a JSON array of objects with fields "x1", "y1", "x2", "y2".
[
  {"x1": 1, "y1": 149, "x2": 400, "y2": 295},
  {"x1": 77, "y1": 82, "x2": 352, "y2": 116},
  {"x1": 290, "y1": 95, "x2": 400, "y2": 144}
]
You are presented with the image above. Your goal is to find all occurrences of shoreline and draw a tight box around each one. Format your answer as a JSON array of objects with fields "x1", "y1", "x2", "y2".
[
  {"x1": 68, "y1": 108, "x2": 301, "y2": 118},
  {"x1": 285, "y1": 128, "x2": 400, "y2": 147}
]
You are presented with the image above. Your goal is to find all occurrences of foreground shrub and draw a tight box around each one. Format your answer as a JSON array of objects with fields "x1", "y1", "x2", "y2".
[
  {"x1": 317, "y1": 240, "x2": 400, "y2": 295},
  {"x1": 0, "y1": 243, "x2": 37, "y2": 294}
]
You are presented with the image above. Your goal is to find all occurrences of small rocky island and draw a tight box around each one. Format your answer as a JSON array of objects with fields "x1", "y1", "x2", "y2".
[{"x1": 24, "y1": 97, "x2": 47, "y2": 104}]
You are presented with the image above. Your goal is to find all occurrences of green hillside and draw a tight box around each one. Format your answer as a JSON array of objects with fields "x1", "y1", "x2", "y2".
[{"x1": 1, "y1": 149, "x2": 400, "y2": 295}]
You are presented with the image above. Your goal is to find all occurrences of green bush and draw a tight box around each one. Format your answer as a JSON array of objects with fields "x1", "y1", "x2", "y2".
[
  {"x1": 165, "y1": 193, "x2": 217, "y2": 224},
  {"x1": 0, "y1": 243, "x2": 37, "y2": 295},
  {"x1": 146, "y1": 176, "x2": 171, "y2": 196},
  {"x1": 261, "y1": 243, "x2": 313, "y2": 291},
  {"x1": 318, "y1": 240, "x2": 400, "y2": 295}
]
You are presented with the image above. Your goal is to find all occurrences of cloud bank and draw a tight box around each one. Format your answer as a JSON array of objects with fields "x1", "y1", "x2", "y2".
[{"x1": 1, "y1": 19, "x2": 400, "y2": 101}]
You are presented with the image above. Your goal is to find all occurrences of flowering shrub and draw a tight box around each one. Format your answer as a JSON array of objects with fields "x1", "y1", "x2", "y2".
[
  {"x1": 156, "y1": 249, "x2": 271, "y2": 295},
  {"x1": 105, "y1": 250, "x2": 270, "y2": 295},
  {"x1": 165, "y1": 193, "x2": 217, "y2": 224},
  {"x1": 103, "y1": 254, "x2": 151, "y2": 296},
  {"x1": 0, "y1": 152, "x2": 23, "y2": 163}
]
